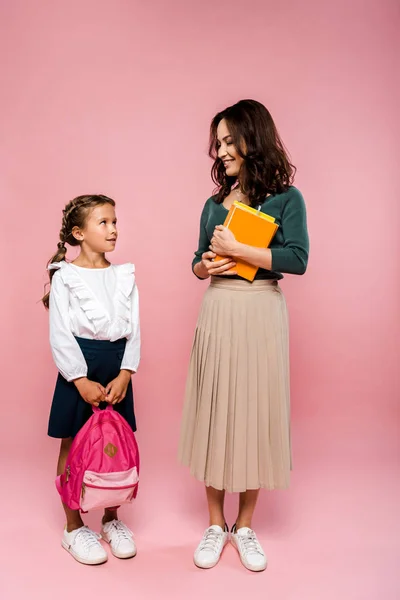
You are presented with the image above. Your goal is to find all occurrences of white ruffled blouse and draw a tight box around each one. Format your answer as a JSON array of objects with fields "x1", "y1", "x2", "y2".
[{"x1": 48, "y1": 261, "x2": 140, "y2": 382}]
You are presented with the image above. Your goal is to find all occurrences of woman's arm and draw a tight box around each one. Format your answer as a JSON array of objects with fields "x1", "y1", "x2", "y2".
[
  {"x1": 192, "y1": 200, "x2": 211, "y2": 279},
  {"x1": 192, "y1": 198, "x2": 237, "y2": 279},
  {"x1": 194, "y1": 260, "x2": 211, "y2": 280},
  {"x1": 231, "y1": 244, "x2": 273, "y2": 270},
  {"x1": 211, "y1": 189, "x2": 309, "y2": 275}
]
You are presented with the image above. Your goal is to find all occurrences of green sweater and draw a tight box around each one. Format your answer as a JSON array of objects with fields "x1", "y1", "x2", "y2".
[{"x1": 192, "y1": 186, "x2": 309, "y2": 280}]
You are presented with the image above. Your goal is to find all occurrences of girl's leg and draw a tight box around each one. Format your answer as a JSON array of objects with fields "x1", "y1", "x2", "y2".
[
  {"x1": 102, "y1": 508, "x2": 118, "y2": 525},
  {"x1": 205, "y1": 485, "x2": 226, "y2": 528},
  {"x1": 58, "y1": 438, "x2": 108, "y2": 564},
  {"x1": 101, "y1": 511, "x2": 136, "y2": 559},
  {"x1": 235, "y1": 489, "x2": 260, "y2": 529},
  {"x1": 57, "y1": 438, "x2": 84, "y2": 532}
]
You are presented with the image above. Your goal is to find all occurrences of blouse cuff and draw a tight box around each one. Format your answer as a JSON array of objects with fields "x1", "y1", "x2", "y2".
[
  {"x1": 63, "y1": 367, "x2": 88, "y2": 383},
  {"x1": 120, "y1": 358, "x2": 139, "y2": 374}
]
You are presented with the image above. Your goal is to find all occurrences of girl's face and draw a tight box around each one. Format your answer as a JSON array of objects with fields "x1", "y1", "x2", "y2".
[
  {"x1": 216, "y1": 118, "x2": 245, "y2": 178},
  {"x1": 73, "y1": 204, "x2": 118, "y2": 253}
]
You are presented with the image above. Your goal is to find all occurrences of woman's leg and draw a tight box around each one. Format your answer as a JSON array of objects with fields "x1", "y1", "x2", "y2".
[
  {"x1": 193, "y1": 486, "x2": 228, "y2": 569},
  {"x1": 205, "y1": 485, "x2": 226, "y2": 528},
  {"x1": 235, "y1": 489, "x2": 260, "y2": 529},
  {"x1": 57, "y1": 438, "x2": 84, "y2": 532},
  {"x1": 231, "y1": 489, "x2": 267, "y2": 572}
]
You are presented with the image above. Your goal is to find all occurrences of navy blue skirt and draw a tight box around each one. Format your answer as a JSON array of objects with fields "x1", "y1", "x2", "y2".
[{"x1": 48, "y1": 337, "x2": 136, "y2": 439}]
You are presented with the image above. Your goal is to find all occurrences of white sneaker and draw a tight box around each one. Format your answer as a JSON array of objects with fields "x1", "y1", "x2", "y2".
[
  {"x1": 193, "y1": 524, "x2": 229, "y2": 569},
  {"x1": 231, "y1": 525, "x2": 267, "y2": 571},
  {"x1": 62, "y1": 526, "x2": 108, "y2": 565},
  {"x1": 101, "y1": 519, "x2": 137, "y2": 559}
]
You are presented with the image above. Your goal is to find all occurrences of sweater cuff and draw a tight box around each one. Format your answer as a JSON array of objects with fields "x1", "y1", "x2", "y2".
[{"x1": 271, "y1": 247, "x2": 307, "y2": 275}]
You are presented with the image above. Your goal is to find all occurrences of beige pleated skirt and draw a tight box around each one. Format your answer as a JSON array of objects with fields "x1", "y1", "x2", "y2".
[{"x1": 178, "y1": 276, "x2": 291, "y2": 493}]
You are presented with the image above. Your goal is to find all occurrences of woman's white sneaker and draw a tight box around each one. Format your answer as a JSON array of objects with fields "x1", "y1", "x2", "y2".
[
  {"x1": 231, "y1": 525, "x2": 267, "y2": 571},
  {"x1": 62, "y1": 526, "x2": 108, "y2": 565},
  {"x1": 194, "y1": 524, "x2": 229, "y2": 569},
  {"x1": 101, "y1": 519, "x2": 137, "y2": 559}
]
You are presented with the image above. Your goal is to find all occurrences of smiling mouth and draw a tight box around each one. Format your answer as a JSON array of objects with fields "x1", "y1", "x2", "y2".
[{"x1": 223, "y1": 159, "x2": 234, "y2": 167}]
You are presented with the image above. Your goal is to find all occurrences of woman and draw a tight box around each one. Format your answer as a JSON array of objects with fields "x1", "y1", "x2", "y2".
[{"x1": 178, "y1": 99, "x2": 309, "y2": 572}]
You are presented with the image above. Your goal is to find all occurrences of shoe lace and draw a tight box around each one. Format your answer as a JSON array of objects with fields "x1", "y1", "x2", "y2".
[
  {"x1": 199, "y1": 528, "x2": 223, "y2": 554},
  {"x1": 239, "y1": 530, "x2": 264, "y2": 557},
  {"x1": 109, "y1": 520, "x2": 133, "y2": 542},
  {"x1": 75, "y1": 527, "x2": 102, "y2": 551}
]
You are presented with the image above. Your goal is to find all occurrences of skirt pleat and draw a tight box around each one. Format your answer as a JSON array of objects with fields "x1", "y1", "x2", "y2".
[{"x1": 178, "y1": 276, "x2": 291, "y2": 492}]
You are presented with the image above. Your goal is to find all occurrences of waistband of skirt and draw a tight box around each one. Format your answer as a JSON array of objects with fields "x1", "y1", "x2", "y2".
[
  {"x1": 210, "y1": 276, "x2": 278, "y2": 291},
  {"x1": 74, "y1": 336, "x2": 127, "y2": 352}
]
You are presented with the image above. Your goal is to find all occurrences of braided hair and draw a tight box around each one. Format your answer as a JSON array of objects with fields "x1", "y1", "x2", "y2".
[{"x1": 42, "y1": 194, "x2": 115, "y2": 309}]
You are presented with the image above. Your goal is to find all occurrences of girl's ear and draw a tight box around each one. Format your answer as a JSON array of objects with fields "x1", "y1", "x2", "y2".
[{"x1": 71, "y1": 225, "x2": 84, "y2": 242}]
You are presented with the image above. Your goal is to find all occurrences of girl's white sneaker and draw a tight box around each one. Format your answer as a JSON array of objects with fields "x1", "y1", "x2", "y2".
[
  {"x1": 101, "y1": 519, "x2": 137, "y2": 559},
  {"x1": 62, "y1": 526, "x2": 108, "y2": 565}
]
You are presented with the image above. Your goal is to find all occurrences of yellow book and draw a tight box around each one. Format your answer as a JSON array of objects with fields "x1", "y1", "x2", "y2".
[{"x1": 215, "y1": 201, "x2": 278, "y2": 282}]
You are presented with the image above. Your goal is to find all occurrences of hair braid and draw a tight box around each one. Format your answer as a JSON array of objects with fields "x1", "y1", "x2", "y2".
[{"x1": 42, "y1": 194, "x2": 115, "y2": 309}]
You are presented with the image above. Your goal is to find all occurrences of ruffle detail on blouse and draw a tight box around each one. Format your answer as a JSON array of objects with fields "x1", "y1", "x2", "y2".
[
  {"x1": 48, "y1": 261, "x2": 109, "y2": 336},
  {"x1": 112, "y1": 263, "x2": 135, "y2": 340}
]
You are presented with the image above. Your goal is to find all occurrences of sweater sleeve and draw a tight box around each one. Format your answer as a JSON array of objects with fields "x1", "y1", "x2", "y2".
[
  {"x1": 271, "y1": 188, "x2": 309, "y2": 275},
  {"x1": 192, "y1": 199, "x2": 211, "y2": 278},
  {"x1": 49, "y1": 270, "x2": 88, "y2": 382}
]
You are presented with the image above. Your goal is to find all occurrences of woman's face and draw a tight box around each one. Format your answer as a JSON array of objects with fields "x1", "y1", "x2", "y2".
[{"x1": 216, "y1": 118, "x2": 244, "y2": 178}]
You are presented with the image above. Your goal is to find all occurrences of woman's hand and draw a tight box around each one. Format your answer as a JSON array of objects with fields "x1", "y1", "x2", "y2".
[
  {"x1": 200, "y1": 250, "x2": 237, "y2": 277},
  {"x1": 210, "y1": 226, "x2": 238, "y2": 257},
  {"x1": 74, "y1": 377, "x2": 106, "y2": 407},
  {"x1": 105, "y1": 370, "x2": 132, "y2": 405}
]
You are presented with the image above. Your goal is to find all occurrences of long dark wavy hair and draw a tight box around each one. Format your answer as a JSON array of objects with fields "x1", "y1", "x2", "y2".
[
  {"x1": 209, "y1": 99, "x2": 296, "y2": 208},
  {"x1": 42, "y1": 194, "x2": 115, "y2": 309}
]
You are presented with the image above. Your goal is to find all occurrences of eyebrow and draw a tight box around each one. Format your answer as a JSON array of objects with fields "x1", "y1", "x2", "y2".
[{"x1": 217, "y1": 135, "x2": 233, "y2": 143}]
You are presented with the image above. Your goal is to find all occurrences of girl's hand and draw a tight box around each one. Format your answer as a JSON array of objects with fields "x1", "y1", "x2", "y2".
[
  {"x1": 74, "y1": 378, "x2": 106, "y2": 407},
  {"x1": 201, "y1": 250, "x2": 237, "y2": 276},
  {"x1": 210, "y1": 226, "x2": 238, "y2": 257},
  {"x1": 106, "y1": 370, "x2": 132, "y2": 405}
]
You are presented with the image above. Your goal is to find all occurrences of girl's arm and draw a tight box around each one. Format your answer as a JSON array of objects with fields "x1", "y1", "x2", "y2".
[
  {"x1": 120, "y1": 282, "x2": 140, "y2": 374},
  {"x1": 49, "y1": 271, "x2": 88, "y2": 382}
]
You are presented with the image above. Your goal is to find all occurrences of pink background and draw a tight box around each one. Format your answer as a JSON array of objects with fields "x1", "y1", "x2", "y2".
[{"x1": 1, "y1": 0, "x2": 399, "y2": 598}]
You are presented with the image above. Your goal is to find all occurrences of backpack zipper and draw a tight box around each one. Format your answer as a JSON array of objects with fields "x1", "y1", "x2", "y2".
[{"x1": 81, "y1": 482, "x2": 137, "y2": 498}]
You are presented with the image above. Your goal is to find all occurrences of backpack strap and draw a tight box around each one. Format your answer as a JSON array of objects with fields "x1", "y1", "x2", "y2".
[{"x1": 92, "y1": 405, "x2": 114, "y2": 413}]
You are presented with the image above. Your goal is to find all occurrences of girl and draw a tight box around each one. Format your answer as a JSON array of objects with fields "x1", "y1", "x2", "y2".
[
  {"x1": 43, "y1": 194, "x2": 140, "y2": 565},
  {"x1": 178, "y1": 100, "x2": 309, "y2": 571}
]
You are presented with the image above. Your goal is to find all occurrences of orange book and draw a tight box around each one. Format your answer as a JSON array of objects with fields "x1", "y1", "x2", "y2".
[{"x1": 214, "y1": 201, "x2": 278, "y2": 282}]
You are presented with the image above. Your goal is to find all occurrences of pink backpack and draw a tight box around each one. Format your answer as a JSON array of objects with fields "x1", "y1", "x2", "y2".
[{"x1": 56, "y1": 406, "x2": 139, "y2": 512}]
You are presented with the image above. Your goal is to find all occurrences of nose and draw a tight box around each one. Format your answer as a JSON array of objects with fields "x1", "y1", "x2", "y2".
[{"x1": 218, "y1": 145, "x2": 227, "y2": 159}]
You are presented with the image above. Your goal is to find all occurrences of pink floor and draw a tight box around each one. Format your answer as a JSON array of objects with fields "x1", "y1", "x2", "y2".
[{"x1": 2, "y1": 413, "x2": 398, "y2": 600}]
